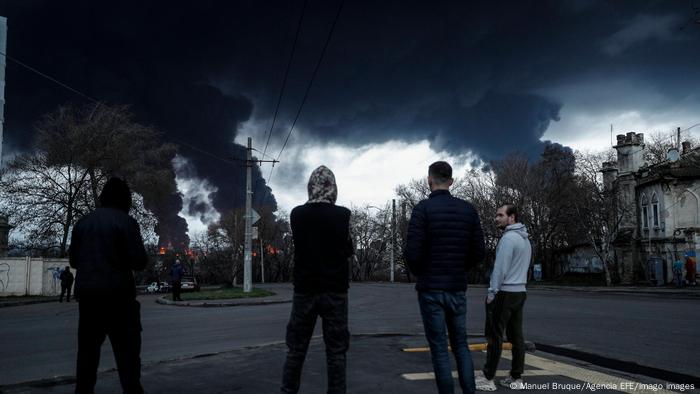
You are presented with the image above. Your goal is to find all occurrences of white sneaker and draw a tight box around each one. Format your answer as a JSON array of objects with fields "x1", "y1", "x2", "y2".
[
  {"x1": 500, "y1": 376, "x2": 525, "y2": 390},
  {"x1": 476, "y1": 378, "x2": 497, "y2": 391}
]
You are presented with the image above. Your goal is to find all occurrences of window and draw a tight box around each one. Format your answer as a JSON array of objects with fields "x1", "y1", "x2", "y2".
[
  {"x1": 641, "y1": 194, "x2": 649, "y2": 229},
  {"x1": 651, "y1": 193, "x2": 659, "y2": 228}
]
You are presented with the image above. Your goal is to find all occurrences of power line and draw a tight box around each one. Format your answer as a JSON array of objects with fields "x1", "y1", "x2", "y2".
[
  {"x1": 260, "y1": 0, "x2": 345, "y2": 211},
  {"x1": 0, "y1": 50, "x2": 98, "y2": 103},
  {"x1": 251, "y1": 148, "x2": 278, "y2": 161},
  {"x1": 0, "y1": 51, "x2": 254, "y2": 171},
  {"x1": 253, "y1": 0, "x2": 309, "y2": 215},
  {"x1": 1, "y1": 41, "x2": 286, "y2": 231},
  {"x1": 261, "y1": 0, "x2": 309, "y2": 161},
  {"x1": 172, "y1": 138, "x2": 243, "y2": 166},
  {"x1": 274, "y1": 0, "x2": 345, "y2": 163}
]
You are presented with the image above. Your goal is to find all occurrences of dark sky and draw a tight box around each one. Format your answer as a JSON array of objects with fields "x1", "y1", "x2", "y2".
[{"x1": 1, "y1": 0, "x2": 699, "y2": 216}]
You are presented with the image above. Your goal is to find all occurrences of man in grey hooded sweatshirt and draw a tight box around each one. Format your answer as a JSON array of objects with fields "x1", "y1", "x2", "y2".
[
  {"x1": 281, "y1": 166, "x2": 354, "y2": 394},
  {"x1": 477, "y1": 204, "x2": 531, "y2": 391}
]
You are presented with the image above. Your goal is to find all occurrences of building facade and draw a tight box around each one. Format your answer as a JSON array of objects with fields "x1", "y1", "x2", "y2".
[{"x1": 603, "y1": 132, "x2": 699, "y2": 284}]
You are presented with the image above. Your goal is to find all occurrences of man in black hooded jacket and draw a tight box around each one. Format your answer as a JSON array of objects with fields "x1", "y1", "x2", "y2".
[{"x1": 70, "y1": 177, "x2": 148, "y2": 394}]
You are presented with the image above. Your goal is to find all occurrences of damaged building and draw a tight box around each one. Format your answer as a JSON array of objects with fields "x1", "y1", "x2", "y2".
[{"x1": 601, "y1": 132, "x2": 699, "y2": 285}]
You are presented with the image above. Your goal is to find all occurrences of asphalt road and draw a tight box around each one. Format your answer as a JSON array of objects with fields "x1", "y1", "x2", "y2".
[{"x1": 0, "y1": 283, "x2": 698, "y2": 386}]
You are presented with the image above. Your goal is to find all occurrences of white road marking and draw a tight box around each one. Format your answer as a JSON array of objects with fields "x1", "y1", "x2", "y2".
[
  {"x1": 502, "y1": 352, "x2": 675, "y2": 394},
  {"x1": 402, "y1": 351, "x2": 678, "y2": 394}
]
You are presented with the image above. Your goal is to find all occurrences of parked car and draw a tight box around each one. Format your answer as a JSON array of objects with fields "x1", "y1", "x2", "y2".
[
  {"x1": 180, "y1": 276, "x2": 200, "y2": 292},
  {"x1": 146, "y1": 282, "x2": 171, "y2": 293}
]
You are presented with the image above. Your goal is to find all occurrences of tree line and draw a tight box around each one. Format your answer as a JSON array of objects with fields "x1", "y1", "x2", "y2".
[{"x1": 3, "y1": 103, "x2": 691, "y2": 286}]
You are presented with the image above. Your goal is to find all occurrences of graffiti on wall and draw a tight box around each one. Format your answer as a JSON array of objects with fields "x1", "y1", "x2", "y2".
[
  {"x1": 47, "y1": 267, "x2": 63, "y2": 294},
  {"x1": 0, "y1": 263, "x2": 10, "y2": 291}
]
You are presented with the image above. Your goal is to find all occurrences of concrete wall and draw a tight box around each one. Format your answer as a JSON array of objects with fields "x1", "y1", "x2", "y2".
[{"x1": 0, "y1": 257, "x2": 71, "y2": 296}]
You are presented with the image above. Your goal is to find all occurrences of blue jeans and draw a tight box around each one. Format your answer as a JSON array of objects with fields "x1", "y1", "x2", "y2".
[{"x1": 419, "y1": 291, "x2": 476, "y2": 394}]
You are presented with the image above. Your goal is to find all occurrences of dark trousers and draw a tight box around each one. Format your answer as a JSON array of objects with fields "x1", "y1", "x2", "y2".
[
  {"x1": 673, "y1": 271, "x2": 684, "y2": 288},
  {"x1": 281, "y1": 292, "x2": 349, "y2": 394},
  {"x1": 75, "y1": 298, "x2": 143, "y2": 394},
  {"x1": 418, "y1": 291, "x2": 475, "y2": 394},
  {"x1": 483, "y1": 291, "x2": 526, "y2": 380},
  {"x1": 172, "y1": 281, "x2": 182, "y2": 301},
  {"x1": 60, "y1": 284, "x2": 73, "y2": 302}
]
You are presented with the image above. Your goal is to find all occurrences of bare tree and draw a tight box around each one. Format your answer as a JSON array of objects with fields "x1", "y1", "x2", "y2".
[
  {"x1": 644, "y1": 131, "x2": 700, "y2": 166},
  {"x1": 0, "y1": 154, "x2": 91, "y2": 256},
  {"x1": 348, "y1": 205, "x2": 392, "y2": 281},
  {"x1": 34, "y1": 103, "x2": 184, "y2": 248},
  {"x1": 0, "y1": 103, "x2": 168, "y2": 256},
  {"x1": 573, "y1": 150, "x2": 631, "y2": 285},
  {"x1": 0, "y1": 155, "x2": 157, "y2": 257}
]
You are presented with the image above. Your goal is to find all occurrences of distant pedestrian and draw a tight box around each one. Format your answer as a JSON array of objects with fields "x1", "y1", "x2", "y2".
[
  {"x1": 59, "y1": 266, "x2": 74, "y2": 302},
  {"x1": 405, "y1": 161, "x2": 485, "y2": 394},
  {"x1": 281, "y1": 165, "x2": 354, "y2": 394},
  {"x1": 69, "y1": 177, "x2": 148, "y2": 394},
  {"x1": 170, "y1": 259, "x2": 184, "y2": 301},
  {"x1": 672, "y1": 259, "x2": 684, "y2": 288},
  {"x1": 685, "y1": 255, "x2": 697, "y2": 287},
  {"x1": 476, "y1": 204, "x2": 532, "y2": 391}
]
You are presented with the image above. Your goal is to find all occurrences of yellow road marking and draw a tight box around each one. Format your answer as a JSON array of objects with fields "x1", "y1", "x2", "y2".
[
  {"x1": 402, "y1": 370, "x2": 552, "y2": 381},
  {"x1": 402, "y1": 343, "x2": 512, "y2": 352}
]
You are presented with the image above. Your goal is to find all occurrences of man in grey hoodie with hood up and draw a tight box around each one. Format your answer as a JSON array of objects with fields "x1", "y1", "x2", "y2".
[
  {"x1": 281, "y1": 166, "x2": 353, "y2": 394},
  {"x1": 477, "y1": 204, "x2": 531, "y2": 392}
]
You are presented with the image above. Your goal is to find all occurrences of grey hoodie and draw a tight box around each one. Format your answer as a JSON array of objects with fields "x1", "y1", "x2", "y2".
[
  {"x1": 307, "y1": 165, "x2": 338, "y2": 204},
  {"x1": 489, "y1": 223, "x2": 532, "y2": 294}
]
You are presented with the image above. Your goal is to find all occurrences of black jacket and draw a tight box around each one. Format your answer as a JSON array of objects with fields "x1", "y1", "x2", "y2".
[
  {"x1": 291, "y1": 202, "x2": 353, "y2": 294},
  {"x1": 59, "y1": 270, "x2": 74, "y2": 286},
  {"x1": 69, "y1": 207, "x2": 148, "y2": 299},
  {"x1": 405, "y1": 189, "x2": 485, "y2": 291}
]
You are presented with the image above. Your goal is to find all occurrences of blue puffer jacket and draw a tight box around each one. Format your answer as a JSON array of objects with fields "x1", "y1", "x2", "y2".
[{"x1": 405, "y1": 189, "x2": 485, "y2": 291}]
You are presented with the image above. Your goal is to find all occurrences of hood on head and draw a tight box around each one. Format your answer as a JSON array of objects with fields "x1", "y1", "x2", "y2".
[
  {"x1": 505, "y1": 223, "x2": 529, "y2": 239},
  {"x1": 307, "y1": 165, "x2": 337, "y2": 204},
  {"x1": 99, "y1": 177, "x2": 132, "y2": 213}
]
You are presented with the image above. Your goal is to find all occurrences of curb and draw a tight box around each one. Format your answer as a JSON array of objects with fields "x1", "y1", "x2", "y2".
[
  {"x1": 0, "y1": 298, "x2": 57, "y2": 308},
  {"x1": 155, "y1": 296, "x2": 292, "y2": 308},
  {"x1": 534, "y1": 342, "x2": 700, "y2": 386}
]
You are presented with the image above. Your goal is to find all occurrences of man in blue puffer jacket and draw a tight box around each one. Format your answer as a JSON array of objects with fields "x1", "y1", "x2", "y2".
[{"x1": 405, "y1": 161, "x2": 486, "y2": 394}]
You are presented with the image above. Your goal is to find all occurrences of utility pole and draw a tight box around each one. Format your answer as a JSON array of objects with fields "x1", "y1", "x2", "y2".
[
  {"x1": 0, "y1": 16, "x2": 6, "y2": 167},
  {"x1": 0, "y1": 17, "x2": 11, "y2": 257},
  {"x1": 243, "y1": 138, "x2": 254, "y2": 292},
  {"x1": 243, "y1": 137, "x2": 278, "y2": 293},
  {"x1": 260, "y1": 239, "x2": 265, "y2": 284},
  {"x1": 390, "y1": 199, "x2": 395, "y2": 282}
]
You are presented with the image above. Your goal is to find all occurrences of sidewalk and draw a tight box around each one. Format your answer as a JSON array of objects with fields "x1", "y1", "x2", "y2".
[
  {"x1": 0, "y1": 296, "x2": 57, "y2": 308},
  {"x1": 2, "y1": 335, "x2": 689, "y2": 394},
  {"x1": 525, "y1": 284, "x2": 700, "y2": 297}
]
